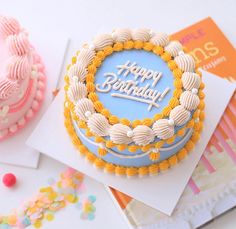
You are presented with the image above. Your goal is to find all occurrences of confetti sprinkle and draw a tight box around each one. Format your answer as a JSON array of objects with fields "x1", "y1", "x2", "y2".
[
  {"x1": 79, "y1": 195, "x2": 97, "y2": 221},
  {"x1": 0, "y1": 167, "x2": 97, "y2": 228}
]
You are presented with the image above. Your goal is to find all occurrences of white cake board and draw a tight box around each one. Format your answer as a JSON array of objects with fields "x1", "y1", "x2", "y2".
[
  {"x1": 27, "y1": 70, "x2": 235, "y2": 215},
  {"x1": 0, "y1": 31, "x2": 69, "y2": 168}
]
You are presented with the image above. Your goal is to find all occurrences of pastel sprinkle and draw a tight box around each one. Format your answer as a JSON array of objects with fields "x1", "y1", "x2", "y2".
[
  {"x1": 0, "y1": 167, "x2": 96, "y2": 228},
  {"x1": 88, "y1": 195, "x2": 96, "y2": 203},
  {"x1": 88, "y1": 213, "x2": 95, "y2": 221},
  {"x1": 45, "y1": 214, "x2": 54, "y2": 221},
  {"x1": 33, "y1": 220, "x2": 42, "y2": 228}
]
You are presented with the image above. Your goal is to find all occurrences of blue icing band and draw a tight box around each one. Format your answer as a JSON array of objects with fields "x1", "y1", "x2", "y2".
[
  {"x1": 73, "y1": 119, "x2": 193, "y2": 167},
  {"x1": 95, "y1": 50, "x2": 174, "y2": 121}
]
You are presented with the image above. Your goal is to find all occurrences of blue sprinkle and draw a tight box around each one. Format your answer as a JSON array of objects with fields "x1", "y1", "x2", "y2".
[
  {"x1": 22, "y1": 216, "x2": 31, "y2": 226},
  {"x1": 88, "y1": 213, "x2": 95, "y2": 221},
  {"x1": 88, "y1": 195, "x2": 96, "y2": 203}
]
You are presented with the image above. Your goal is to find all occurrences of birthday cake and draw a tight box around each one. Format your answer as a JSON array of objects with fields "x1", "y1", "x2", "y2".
[
  {"x1": 0, "y1": 16, "x2": 46, "y2": 140},
  {"x1": 64, "y1": 28, "x2": 205, "y2": 177}
]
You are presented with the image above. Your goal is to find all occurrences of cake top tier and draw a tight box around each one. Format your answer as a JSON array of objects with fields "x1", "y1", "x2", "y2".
[
  {"x1": 65, "y1": 28, "x2": 202, "y2": 144},
  {"x1": 0, "y1": 15, "x2": 32, "y2": 101}
]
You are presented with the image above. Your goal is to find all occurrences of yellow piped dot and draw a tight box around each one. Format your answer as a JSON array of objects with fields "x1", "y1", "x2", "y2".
[
  {"x1": 187, "y1": 119, "x2": 195, "y2": 128},
  {"x1": 173, "y1": 89, "x2": 182, "y2": 98},
  {"x1": 199, "y1": 111, "x2": 205, "y2": 121},
  {"x1": 162, "y1": 106, "x2": 172, "y2": 116},
  {"x1": 149, "y1": 152, "x2": 160, "y2": 161},
  {"x1": 94, "y1": 101, "x2": 104, "y2": 112},
  {"x1": 155, "y1": 140, "x2": 165, "y2": 149},
  {"x1": 169, "y1": 97, "x2": 179, "y2": 108},
  {"x1": 177, "y1": 128, "x2": 186, "y2": 137},
  {"x1": 153, "y1": 46, "x2": 163, "y2": 55},
  {"x1": 113, "y1": 42, "x2": 124, "y2": 51},
  {"x1": 168, "y1": 60, "x2": 177, "y2": 70},
  {"x1": 166, "y1": 136, "x2": 175, "y2": 144},
  {"x1": 173, "y1": 68, "x2": 182, "y2": 78},
  {"x1": 159, "y1": 160, "x2": 170, "y2": 171},
  {"x1": 174, "y1": 79, "x2": 183, "y2": 89},
  {"x1": 95, "y1": 136, "x2": 104, "y2": 143},
  {"x1": 168, "y1": 155, "x2": 178, "y2": 166},
  {"x1": 104, "y1": 46, "x2": 113, "y2": 56},
  {"x1": 105, "y1": 163, "x2": 115, "y2": 173},
  {"x1": 132, "y1": 120, "x2": 142, "y2": 128},
  {"x1": 141, "y1": 144, "x2": 152, "y2": 152},
  {"x1": 148, "y1": 164, "x2": 159, "y2": 175},
  {"x1": 87, "y1": 64, "x2": 97, "y2": 74},
  {"x1": 143, "y1": 42, "x2": 154, "y2": 51},
  {"x1": 86, "y1": 82, "x2": 95, "y2": 92},
  {"x1": 185, "y1": 140, "x2": 195, "y2": 151},
  {"x1": 109, "y1": 115, "x2": 119, "y2": 124},
  {"x1": 126, "y1": 167, "x2": 138, "y2": 177},
  {"x1": 128, "y1": 145, "x2": 139, "y2": 153},
  {"x1": 198, "y1": 101, "x2": 205, "y2": 110},
  {"x1": 161, "y1": 52, "x2": 171, "y2": 62},
  {"x1": 124, "y1": 40, "x2": 134, "y2": 49},
  {"x1": 88, "y1": 92, "x2": 98, "y2": 102},
  {"x1": 138, "y1": 167, "x2": 149, "y2": 176},
  {"x1": 106, "y1": 140, "x2": 115, "y2": 148},
  {"x1": 117, "y1": 144, "x2": 127, "y2": 151},
  {"x1": 177, "y1": 148, "x2": 188, "y2": 160},
  {"x1": 86, "y1": 73, "x2": 95, "y2": 82},
  {"x1": 97, "y1": 50, "x2": 105, "y2": 60},
  {"x1": 120, "y1": 118, "x2": 131, "y2": 126},
  {"x1": 134, "y1": 40, "x2": 144, "y2": 49},
  {"x1": 115, "y1": 166, "x2": 126, "y2": 176},
  {"x1": 101, "y1": 108, "x2": 111, "y2": 117},
  {"x1": 78, "y1": 120, "x2": 87, "y2": 128},
  {"x1": 98, "y1": 148, "x2": 107, "y2": 157},
  {"x1": 154, "y1": 113, "x2": 163, "y2": 121}
]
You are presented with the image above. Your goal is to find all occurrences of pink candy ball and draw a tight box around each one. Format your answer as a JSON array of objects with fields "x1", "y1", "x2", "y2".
[{"x1": 2, "y1": 173, "x2": 17, "y2": 187}]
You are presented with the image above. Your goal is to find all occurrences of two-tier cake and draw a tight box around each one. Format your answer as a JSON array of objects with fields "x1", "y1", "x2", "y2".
[
  {"x1": 0, "y1": 15, "x2": 46, "y2": 140},
  {"x1": 64, "y1": 28, "x2": 205, "y2": 177}
]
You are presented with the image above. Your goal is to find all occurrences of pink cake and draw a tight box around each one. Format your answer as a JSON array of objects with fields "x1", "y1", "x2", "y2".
[{"x1": 0, "y1": 15, "x2": 46, "y2": 140}]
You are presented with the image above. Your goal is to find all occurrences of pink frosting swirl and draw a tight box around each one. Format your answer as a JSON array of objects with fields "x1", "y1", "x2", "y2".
[
  {"x1": 0, "y1": 78, "x2": 19, "y2": 100},
  {"x1": 0, "y1": 16, "x2": 20, "y2": 37},
  {"x1": 7, "y1": 55, "x2": 30, "y2": 81},
  {"x1": 7, "y1": 32, "x2": 30, "y2": 56}
]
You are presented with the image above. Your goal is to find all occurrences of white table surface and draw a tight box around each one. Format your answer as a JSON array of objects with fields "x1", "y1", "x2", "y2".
[{"x1": 0, "y1": 0, "x2": 235, "y2": 228}]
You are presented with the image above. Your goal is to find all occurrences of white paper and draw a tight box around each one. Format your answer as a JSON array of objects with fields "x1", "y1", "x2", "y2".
[
  {"x1": 27, "y1": 70, "x2": 235, "y2": 215},
  {"x1": 0, "y1": 32, "x2": 69, "y2": 168}
]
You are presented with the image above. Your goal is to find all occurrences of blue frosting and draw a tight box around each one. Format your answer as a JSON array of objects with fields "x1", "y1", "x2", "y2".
[
  {"x1": 95, "y1": 50, "x2": 174, "y2": 121},
  {"x1": 73, "y1": 120, "x2": 193, "y2": 167}
]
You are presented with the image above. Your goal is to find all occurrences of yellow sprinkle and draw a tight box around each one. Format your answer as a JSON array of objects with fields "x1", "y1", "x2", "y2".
[
  {"x1": 34, "y1": 220, "x2": 42, "y2": 228},
  {"x1": 48, "y1": 192, "x2": 57, "y2": 200},
  {"x1": 65, "y1": 194, "x2": 76, "y2": 203},
  {"x1": 46, "y1": 214, "x2": 54, "y2": 221}
]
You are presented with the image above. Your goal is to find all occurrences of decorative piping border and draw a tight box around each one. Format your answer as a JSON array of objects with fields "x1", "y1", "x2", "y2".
[
  {"x1": 0, "y1": 15, "x2": 46, "y2": 141},
  {"x1": 64, "y1": 104, "x2": 204, "y2": 177}
]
